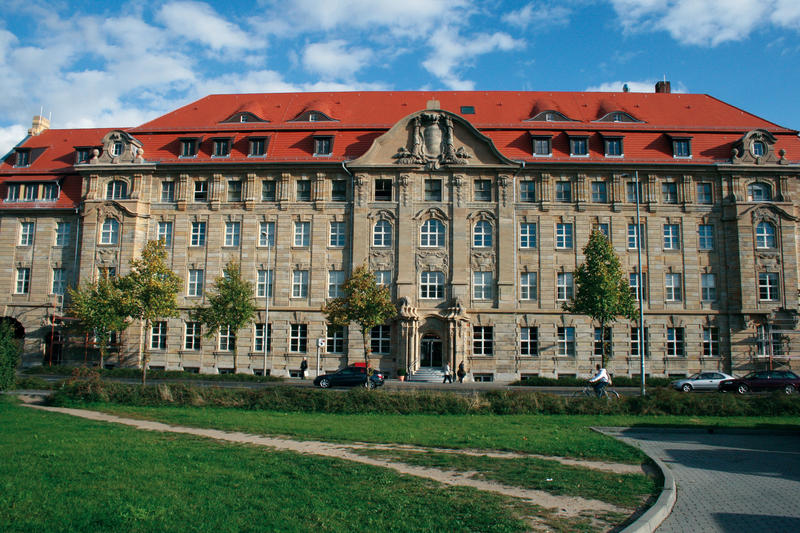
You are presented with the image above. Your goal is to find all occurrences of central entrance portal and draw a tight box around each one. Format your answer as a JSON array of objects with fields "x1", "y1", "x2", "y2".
[{"x1": 420, "y1": 335, "x2": 443, "y2": 367}]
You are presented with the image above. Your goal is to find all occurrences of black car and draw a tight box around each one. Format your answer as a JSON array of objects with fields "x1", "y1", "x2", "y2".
[
  {"x1": 313, "y1": 366, "x2": 385, "y2": 389},
  {"x1": 718, "y1": 370, "x2": 800, "y2": 394}
]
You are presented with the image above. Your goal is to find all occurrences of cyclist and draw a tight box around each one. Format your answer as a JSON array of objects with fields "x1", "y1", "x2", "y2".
[{"x1": 588, "y1": 364, "x2": 610, "y2": 398}]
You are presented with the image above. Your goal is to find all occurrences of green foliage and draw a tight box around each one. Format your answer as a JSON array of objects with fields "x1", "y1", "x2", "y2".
[
  {"x1": 514, "y1": 375, "x2": 672, "y2": 388},
  {"x1": 23, "y1": 364, "x2": 282, "y2": 382},
  {"x1": 0, "y1": 322, "x2": 21, "y2": 391},
  {"x1": 13, "y1": 376, "x2": 54, "y2": 390}
]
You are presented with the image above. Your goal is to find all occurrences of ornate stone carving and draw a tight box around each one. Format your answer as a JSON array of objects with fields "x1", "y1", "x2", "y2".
[
  {"x1": 393, "y1": 112, "x2": 471, "y2": 170},
  {"x1": 354, "y1": 173, "x2": 367, "y2": 206},
  {"x1": 398, "y1": 297, "x2": 419, "y2": 320},
  {"x1": 451, "y1": 174, "x2": 463, "y2": 206},
  {"x1": 398, "y1": 174, "x2": 410, "y2": 206},
  {"x1": 756, "y1": 251, "x2": 781, "y2": 268},
  {"x1": 731, "y1": 129, "x2": 787, "y2": 165},
  {"x1": 470, "y1": 251, "x2": 495, "y2": 270},
  {"x1": 369, "y1": 250, "x2": 394, "y2": 270},
  {"x1": 416, "y1": 250, "x2": 448, "y2": 270},
  {"x1": 498, "y1": 175, "x2": 509, "y2": 206},
  {"x1": 443, "y1": 297, "x2": 467, "y2": 320}
]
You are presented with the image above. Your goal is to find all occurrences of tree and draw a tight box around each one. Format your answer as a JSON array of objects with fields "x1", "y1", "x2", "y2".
[
  {"x1": 118, "y1": 240, "x2": 182, "y2": 385},
  {"x1": 67, "y1": 272, "x2": 130, "y2": 370},
  {"x1": 0, "y1": 322, "x2": 21, "y2": 391},
  {"x1": 564, "y1": 229, "x2": 637, "y2": 367},
  {"x1": 323, "y1": 264, "x2": 397, "y2": 368},
  {"x1": 191, "y1": 262, "x2": 256, "y2": 374}
]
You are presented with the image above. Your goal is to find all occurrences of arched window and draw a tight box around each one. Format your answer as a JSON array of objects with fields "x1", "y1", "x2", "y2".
[
  {"x1": 755, "y1": 221, "x2": 776, "y2": 249},
  {"x1": 373, "y1": 220, "x2": 392, "y2": 247},
  {"x1": 100, "y1": 218, "x2": 119, "y2": 244},
  {"x1": 473, "y1": 220, "x2": 493, "y2": 248},
  {"x1": 747, "y1": 182, "x2": 772, "y2": 202},
  {"x1": 420, "y1": 219, "x2": 445, "y2": 247},
  {"x1": 106, "y1": 180, "x2": 128, "y2": 200}
]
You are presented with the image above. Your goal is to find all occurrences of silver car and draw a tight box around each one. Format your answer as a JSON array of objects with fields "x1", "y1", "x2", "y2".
[{"x1": 671, "y1": 372, "x2": 736, "y2": 392}]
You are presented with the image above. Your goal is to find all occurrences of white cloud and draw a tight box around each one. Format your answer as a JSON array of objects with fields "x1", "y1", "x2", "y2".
[
  {"x1": 585, "y1": 79, "x2": 688, "y2": 93},
  {"x1": 157, "y1": 1, "x2": 262, "y2": 51},
  {"x1": 302, "y1": 40, "x2": 373, "y2": 80},
  {"x1": 502, "y1": 1, "x2": 571, "y2": 29},
  {"x1": 0, "y1": 124, "x2": 27, "y2": 159}
]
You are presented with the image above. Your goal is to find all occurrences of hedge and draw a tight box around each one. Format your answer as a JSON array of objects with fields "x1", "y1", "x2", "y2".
[{"x1": 24, "y1": 365, "x2": 283, "y2": 383}]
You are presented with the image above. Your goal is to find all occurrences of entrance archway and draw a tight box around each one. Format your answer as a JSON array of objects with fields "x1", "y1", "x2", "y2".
[
  {"x1": 0, "y1": 317, "x2": 24, "y2": 339},
  {"x1": 420, "y1": 334, "x2": 443, "y2": 367}
]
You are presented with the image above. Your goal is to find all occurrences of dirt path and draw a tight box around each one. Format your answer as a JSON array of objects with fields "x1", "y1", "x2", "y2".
[{"x1": 20, "y1": 398, "x2": 631, "y2": 518}]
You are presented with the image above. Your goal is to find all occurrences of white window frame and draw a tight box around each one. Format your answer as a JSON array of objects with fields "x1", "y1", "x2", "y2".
[
  {"x1": 254, "y1": 323, "x2": 271, "y2": 352},
  {"x1": 219, "y1": 325, "x2": 235, "y2": 351},
  {"x1": 665, "y1": 273, "x2": 682, "y2": 302},
  {"x1": 555, "y1": 181, "x2": 572, "y2": 202},
  {"x1": 329, "y1": 221, "x2": 346, "y2": 247},
  {"x1": 472, "y1": 271, "x2": 493, "y2": 300},
  {"x1": 755, "y1": 222, "x2": 776, "y2": 249},
  {"x1": 698, "y1": 224, "x2": 714, "y2": 251},
  {"x1": 520, "y1": 181, "x2": 535, "y2": 202},
  {"x1": 292, "y1": 270, "x2": 309, "y2": 298},
  {"x1": 557, "y1": 327, "x2": 575, "y2": 356},
  {"x1": 666, "y1": 327, "x2": 685, "y2": 357},
  {"x1": 52, "y1": 268, "x2": 66, "y2": 295},
  {"x1": 627, "y1": 223, "x2": 644, "y2": 249},
  {"x1": 184, "y1": 322, "x2": 201, "y2": 350},
  {"x1": 420, "y1": 271, "x2": 444, "y2": 299},
  {"x1": 150, "y1": 321, "x2": 167, "y2": 350},
  {"x1": 520, "y1": 223, "x2": 536, "y2": 248},
  {"x1": 224, "y1": 221, "x2": 241, "y2": 247},
  {"x1": 100, "y1": 218, "x2": 119, "y2": 245},
  {"x1": 701, "y1": 273, "x2": 716, "y2": 301},
  {"x1": 259, "y1": 221, "x2": 275, "y2": 247},
  {"x1": 161, "y1": 181, "x2": 175, "y2": 202},
  {"x1": 591, "y1": 182, "x2": 607, "y2": 203},
  {"x1": 555, "y1": 223, "x2": 573, "y2": 249},
  {"x1": 187, "y1": 269, "x2": 204, "y2": 297},
  {"x1": 473, "y1": 220, "x2": 493, "y2": 248},
  {"x1": 473, "y1": 326, "x2": 494, "y2": 356},
  {"x1": 703, "y1": 327, "x2": 719, "y2": 357},
  {"x1": 373, "y1": 220, "x2": 392, "y2": 247},
  {"x1": 256, "y1": 270, "x2": 273, "y2": 298},
  {"x1": 325, "y1": 325, "x2": 345, "y2": 354},
  {"x1": 226, "y1": 179, "x2": 242, "y2": 201},
  {"x1": 696, "y1": 182, "x2": 712, "y2": 204},
  {"x1": 556, "y1": 272, "x2": 574, "y2": 301},
  {"x1": 661, "y1": 182, "x2": 678, "y2": 204},
  {"x1": 370, "y1": 325, "x2": 391, "y2": 354},
  {"x1": 375, "y1": 270, "x2": 391, "y2": 287},
  {"x1": 520, "y1": 327, "x2": 538, "y2": 356},
  {"x1": 190, "y1": 221, "x2": 206, "y2": 247},
  {"x1": 663, "y1": 224, "x2": 680, "y2": 250},
  {"x1": 290, "y1": 324, "x2": 308, "y2": 353},
  {"x1": 328, "y1": 270, "x2": 345, "y2": 298},
  {"x1": 19, "y1": 222, "x2": 34, "y2": 246},
  {"x1": 520, "y1": 272, "x2": 537, "y2": 301},
  {"x1": 15, "y1": 267, "x2": 30, "y2": 294},
  {"x1": 55, "y1": 222, "x2": 70, "y2": 247},
  {"x1": 758, "y1": 272, "x2": 780, "y2": 301},
  {"x1": 420, "y1": 219, "x2": 445, "y2": 248},
  {"x1": 294, "y1": 221, "x2": 310, "y2": 247},
  {"x1": 157, "y1": 221, "x2": 173, "y2": 246}
]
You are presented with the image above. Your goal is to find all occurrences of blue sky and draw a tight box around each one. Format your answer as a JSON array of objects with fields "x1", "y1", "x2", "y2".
[{"x1": 2, "y1": 0, "x2": 800, "y2": 156}]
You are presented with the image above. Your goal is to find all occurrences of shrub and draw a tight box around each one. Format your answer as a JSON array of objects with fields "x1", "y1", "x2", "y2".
[
  {"x1": 14, "y1": 376, "x2": 55, "y2": 390},
  {"x1": 0, "y1": 322, "x2": 21, "y2": 392}
]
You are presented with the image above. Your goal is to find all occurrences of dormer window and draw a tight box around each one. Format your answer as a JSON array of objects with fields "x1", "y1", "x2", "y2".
[
  {"x1": 291, "y1": 110, "x2": 336, "y2": 122},
  {"x1": 569, "y1": 136, "x2": 589, "y2": 157},
  {"x1": 532, "y1": 136, "x2": 552, "y2": 157},
  {"x1": 41, "y1": 183, "x2": 58, "y2": 201},
  {"x1": 603, "y1": 136, "x2": 624, "y2": 157},
  {"x1": 75, "y1": 148, "x2": 91, "y2": 164},
  {"x1": 595, "y1": 111, "x2": 642, "y2": 123},
  {"x1": 221, "y1": 111, "x2": 266, "y2": 123},
  {"x1": 6, "y1": 184, "x2": 19, "y2": 201},
  {"x1": 111, "y1": 142, "x2": 124, "y2": 157},
  {"x1": 180, "y1": 138, "x2": 198, "y2": 158},
  {"x1": 249, "y1": 137, "x2": 267, "y2": 157},
  {"x1": 460, "y1": 106, "x2": 475, "y2": 114},
  {"x1": 528, "y1": 110, "x2": 572, "y2": 122},
  {"x1": 212, "y1": 138, "x2": 231, "y2": 158},
  {"x1": 672, "y1": 138, "x2": 692, "y2": 158},
  {"x1": 23, "y1": 184, "x2": 37, "y2": 201},
  {"x1": 15, "y1": 150, "x2": 30, "y2": 168},
  {"x1": 314, "y1": 136, "x2": 333, "y2": 156},
  {"x1": 752, "y1": 141, "x2": 765, "y2": 157}
]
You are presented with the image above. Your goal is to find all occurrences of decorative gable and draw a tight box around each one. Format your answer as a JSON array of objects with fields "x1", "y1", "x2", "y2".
[
  {"x1": 732, "y1": 129, "x2": 788, "y2": 165},
  {"x1": 92, "y1": 130, "x2": 145, "y2": 165}
]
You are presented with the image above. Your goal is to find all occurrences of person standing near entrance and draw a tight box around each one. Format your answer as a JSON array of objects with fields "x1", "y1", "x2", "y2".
[
  {"x1": 300, "y1": 357, "x2": 308, "y2": 379},
  {"x1": 443, "y1": 362, "x2": 453, "y2": 383},
  {"x1": 457, "y1": 361, "x2": 466, "y2": 383}
]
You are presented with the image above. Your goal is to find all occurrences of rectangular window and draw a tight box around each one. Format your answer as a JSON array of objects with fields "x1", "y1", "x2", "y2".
[
  {"x1": 630, "y1": 327, "x2": 649, "y2": 357},
  {"x1": 703, "y1": 327, "x2": 719, "y2": 357},
  {"x1": 667, "y1": 327, "x2": 685, "y2": 357},
  {"x1": 473, "y1": 326, "x2": 493, "y2": 356},
  {"x1": 662, "y1": 183, "x2": 678, "y2": 204},
  {"x1": 150, "y1": 321, "x2": 167, "y2": 350},
  {"x1": 696, "y1": 183, "x2": 712, "y2": 204},
  {"x1": 76, "y1": 148, "x2": 91, "y2": 164},
  {"x1": 591, "y1": 182, "x2": 608, "y2": 203},
  {"x1": 187, "y1": 270, "x2": 204, "y2": 297},
  {"x1": 190, "y1": 221, "x2": 206, "y2": 247},
  {"x1": 15, "y1": 267, "x2": 30, "y2": 294},
  {"x1": 474, "y1": 179, "x2": 491, "y2": 201},
  {"x1": 249, "y1": 137, "x2": 266, "y2": 157},
  {"x1": 424, "y1": 179, "x2": 442, "y2": 201},
  {"x1": 594, "y1": 223, "x2": 610, "y2": 238},
  {"x1": 52, "y1": 268, "x2": 66, "y2": 295},
  {"x1": 520, "y1": 327, "x2": 539, "y2": 356},
  {"x1": 15, "y1": 149, "x2": 30, "y2": 167},
  {"x1": 593, "y1": 327, "x2": 612, "y2": 357},
  {"x1": 314, "y1": 137, "x2": 332, "y2": 156},
  {"x1": 557, "y1": 327, "x2": 575, "y2": 356},
  {"x1": 261, "y1": 180, "x2": 276, "y2": 201},
  {"x1": 555, "y1": 181, "x2": 572, "y2": 202},
  {"x1": 256, "y1": 269, "x2": 274, "y2": 298},
  {"x1": 420, "y1": 271, "x2": 444, "y2": 299},
  {"x1": 184, "y1": 322, "x2": 201, "y2": 350},
  {"x1": 570, "y1": 137, "x2": 588, "y2": 156},
  {"x1": 375, "y1": 270, "x2": 391, "y2": 287},
  {"x1": 41, "y1": 183, "x2": 58, "y2": 201},
  {"x1": 626, "y1": 181, "x2": 643, "y2": 203},
  {"x1": 326, "y1": 325, "x2": 345, "y2": 353},
  {"x1": 756, "y1": 325, "x2": 783, "y2": 357},
  {"x1": 292, "y1": 271, "x2": 309, "y2": 298},
  {"x1": 520, "y1": 223, "x2": 537, "y2": 248},
  {"x1": 629, "y1": 272, "x2": 647, "y2": 300},
  {"x1": 157, "y1": 221, "x2": 173, "y2": 246},
  {"x1": 194, "y1": 181, "x2": 208, "y2": 202},
  {"x1": 55, "y1": 222, "x2": 71, "y2": 247},
  {"x1": 259, "y1": 221, "x2": 275, "y2": 247},
  {"x1": 519, "y1": 181, "x2": 535, "y2": 202},
  {"x1": 227, "y1": 180, "x2": 242, "y2": 202},
  {"x1": 665, "y1": 273, "x2": 682, "y2": 302},
  {"x1": 557, "y1": 272, "x2": 574, "y2": 301},
  {"x1": 331, "y1": 180, "x2": 347, "y2": 201},
  {"x1": 673, "y1": 139, "x2": 691, "y2": 158},
  {"x1": 329, "y1": 221, "x2": 346, "y2": 247},
  {"x1": 532, "y1": 137, "x2": 551, "y2": 156},
  {"x1": 371, "y1": 325, "x2": 391, "y2": 354},
  {"x1": 473, "y1": 271, "x2": 493, "y2": 300},
  {"x1": 296, "y1": 180, "x2": 311, "y2": 201},
  {"x1": 604, "y1": 137, "x2": 623, "y2": 157},
  {"x1": 663, "y1": 224, "x2": 680, "y2": 250},
  {"x1": 701, "y1": 273, "x2": 716, "y2": 301},
  {"x1": 290, "y1": 324, "x2": 308, "y2": 353},
  {"x1": 328, "y1": 270, "x2": 345, "y2": 298},
  {"x1": 19, "y1": 222, "x2": 34, "y2": 246},
  {"x1": 698, "y1": 224, "x2": 714, "y2": 251},
  {"x1": 219, "y1": 325, "x2": 235, "y2": 351},
  {"x1": 24, "y1": 184, "x2": 38, "y2": 201},
  {"x1": 375, "y1": 179, "x2": 392, "y2": 201},
  {"x1": 294, "y1": 221, "x2": 310, "y2": 247},
  {"x1": 180, "y1": 139, "x2": 197, "y2": 157},
  {"x1": 627, "y1": 223, "x2": 645, "y2": 249},
  {"x1": 254, "y1": 323, "x2": 272, "y2": 352},
  {"x1": 555, "y1": 223, "x2": 573, "y2": 249},
  {"x1": 161, "y1": 181, "x2": 175, "y2": 202},
  {"x1": 520, "y1": 272, "x2": 537, "y2": 301},
  {"x1": 223, "y1": 221, "x2": 240, "y2": 247},
  {"x1": 758, "y1": 272, "x2": 780, "y2": 301},
  {"x1": 6, "y1": 183, "x2": 19, "y2": 201}
]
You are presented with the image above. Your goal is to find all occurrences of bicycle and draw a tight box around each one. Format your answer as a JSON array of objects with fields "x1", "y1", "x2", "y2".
[{"x1": 571, "y1": 384, "x2": 620, "y2": 400}]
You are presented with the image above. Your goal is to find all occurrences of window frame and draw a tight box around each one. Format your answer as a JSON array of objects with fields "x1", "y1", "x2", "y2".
[
  {"x1": 256, "y1": 269, "x2": 274, "y2": 298},
  {"x1": 190, "y1": 221, "x2": 206, "y2": 247},
  {"x1": 473, "y1": 220, "x2": 493, "y2": 248},
  {"x1": 150, "y1": 321, "x2": 168, "y2": 351},
  {"x1": 520, "y1": 327, "x2": 539, "y2": 356},
  {"x1": 555, "y1": 223, "x2": 573, "y2": 249},
  {"x1": 557, "y1": 326, "x2": 575, "y2": 356},
  {"x1": 701, "y1": 273, "x2": 716, "y2": 301},
  {"x1": 663, "y1": 224, "x2": 680, "y2": 250},
  {"x1": 193, "y1": 181, "x2": 208, "y2": 202},
  {"x1": 520, "y1": 272, "x2": 537, "y2": 301},
  {"x1": 532, "y1": 136, "x2": 552, "y2": 157},
  {"x1": 258, "y1": 221, "x2": 275, "y2": 247},
  {"x1": 157, "y1": 221, "x2": 173, "y2": 246},
  {"x1": 19, "y1": 221, "x2": 34, "y2": 246},
  {"x1": 555, "y1": 181, "x2": 572, "y2": 202},
  {"x1": 473, "y1": 326, "x2": 494, "y2": 356},
  {"x1": 424, "y1": 179, "x2": 442, "y2": 202},
  {"x1": 370, "y1": 325, "x2": 391, "y2": 354},
  {"x1": 519, "y1": 223, "x2": 537, "y2": 249},
  {"x1": 420, "y1": 219, "x2": 445, "y2": 248},
  {"x1": 604, "y1": 137, "x2": 624, "y2": 157},
  {"x1": 313, "y1": 136, "x2": 333, "y2": 157},
  {"x1": 224, "y1": 221, "x2": 241, "y2": 247},
  {"x1": 591, "y1": 181, "x2": 608, "y2": 203},
  {"x1": 666, "y1": 327, "x2": 685, "y2": 357},
  {"x1": 474, "y1": 179, "x2": 492, "y2": 201},
  {"x1": 100, "y1": 218, "x2": 119, "y2": 245},
  {"x1": 665, "y1": 273, "x2": 682, "y2": 302},
  {"x1": 184, "y1": 322, "x2": 202, "y2": 350},
  {"x1": 758, "y1": 272, "x2": 780, "y2": 301},
  {"x1": 372, "y1": 220, "x2": 392, "y2": 248},
  {"x1": 327, "y1": 270, "x2": 345, "y2": 299},
  {"x1": 556, "y1": 272, "x2": 574, "y2": 301},
  {"x1": 755, "y1": 221, "x2": 776, "y2": 249},
  {"x1": 472, "y1": 271, "x2": 493, "y2": 300},
  {"x1": 519, "y1": 181, "x2": 535, "y2": 202},
  {"x1": 329, "y1": 221, "x2": 346, "y2": 248},
  {"x1": 290, "y1": 324, "x2": 308, "y2": 353},
  {"x1": 698, "y1": 224, "x2": 714, "y2": 251},
  {"x1": 15, "y1": 267, "x2": 30, "y2": 294},
  {"x1": 187, "y1": 269, "x2": 204, "y2": 297},
  {"x1": 292, "y1": 270, "x2": 309, "y2": 298},
  {"x1": 325, "y1": 325, "x2": 345, "y2": 354},
  {"x1": 420, "y1": 271, "x2": 445, "y2": 299},
  {"x1": 375, "y1": 179, "x2": 392, "y2": 201},
  {"x1": 294, "y1": 221, "x2": 310, "y2": 247},
  {"x1": 569, "y1": 136, "x2": 589, "y2": 157}
]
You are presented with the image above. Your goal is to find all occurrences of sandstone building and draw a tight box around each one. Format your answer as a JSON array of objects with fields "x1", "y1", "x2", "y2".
[{"x1": 2, "y1": 85, "x2": 799, "y2": 381}]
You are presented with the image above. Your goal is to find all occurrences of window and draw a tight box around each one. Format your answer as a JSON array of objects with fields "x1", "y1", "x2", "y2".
[
  {"x1": 227, "y1": 180, "x2": 242, "y2": 202},
  {"x1": 106, "y1": 180, "x2": 127, "y2": 200},
  {"x1": 520, "y1": 223, "x2": 537, "y2": 248},
  {"x1": 373, "y1": 220, "x2": 392, "y2": 247},
  {"x1": 157, "y1": 221, "x2": 173, "y2": 246},
  {"x1": 331, "y1": 180, "x2": 347, "y2": 202},
  {"x1": 76, "y1": 148, "x2": 91, "y2": 164},
  {"x1": 180, "y1": 139, "x2": 197, "y2": 157},
  {"x1": 160, "y1": 181, "x2": 175, "y2": 202},
  {"x1": 41, "y1": 183, "x2": 57, "y2": 201},
  {"x1": 666, "y1": 328, "x2": 685, "y2": 357},
  {"x1": 756, "y1": 325, "x2": 783, "y2": 356},
  {"x1": 314, "y1": 136, "x2": 332, "y2": 156},
  {"x1": 375, "y1": 179, "x2": 392, "y2": 201},
  {"x1": 23, "y1": 184, "x2": 37, "y2": 202},
  {"x1": 752, "y1": 141, "x2": 765, "y2": 156},
  {"x1": 593, "y1": 327, "x2": 612, "y2": 357},
  {"x1": 532, "y1": 137, "x2": 551, "y2": 156},
  {"x1": 595, "y1": 223, "x2": 610, "y2": 238},
  {"x1": 185, "y1": 322, "x2": 201, "y2": 350},
  {"x1": 696, "y1": 183, "x2": 712, "y2": 204},
  {"x1": 292, "y1": 270, "x2": 309, "y2": 298},
  {"x1": 424, "y1": 179, "x2": 442, "y2": 201},
  {"x1": 420, "y1": 219, "x2": 445, "y2": 247},
  {"x1": 256, "y1": 270, "x2": 273, "y2": 298},
  {"x1": 630, "y1": 327, "x2": 649, "y2": 357},
  {"x1": 520, "y1": 272, "x2": 537, "y2": 301},
  {"x1": 604, "y1": 137, "x2": 623, "y2": 157},
  {"x1": 52, "y1": 268, "x2": 66, "y2": 295},
  {"x1": 703, "y1": 327, "x2": 719, "y2": 357},
  {"x1": 755, "y1": 221, "x2": 776, "y2": 249},
  {"x1": 557, "y1": 272, "x2": 574, "y2": 301},
  {"x1": 294, "y1": 221, "x2": 310, "y2": 247},
  {"x1": 570, "y1": 136, "x2": 588, "y2": 156},
  {"x1": 254, "y1": 323, "x2": 272, "y2": 352},
  {"x1": 15, "y1": 149, "x2": 30, "y2": 167},
  {"x1": 259, "y1": 221, "x2": 275, "y2": 247},
  {"x1": 261, "y1": 180, "x2": 276, "y2": 201},
  {"x1": 326, "y1": 325, "x2": 345, "y2": 353},
  {"x1": 296, "y1": 180, "x2": 311, "y2": 201},
  {"x1": 673, "y1": 139, "x2": 691, "y2": 158},
  {"x1": 249, "y1": 137, "x2": 266, "y2": 157},
  {"x1": 329, "y1": 222, "x2": 346, "y2": 247},
  {"x1": 473, "y1": 271, "x2": 493, "y2": 300},
  {"x1": 224, "y1": 221, "x2": 240, "y2": 247},
  {"x1": 19, "y1": 222, "x2": 34, "y2": 246},
  {"x1": 112, "y1": 142, "x2": 124, "y2": 157},
  {"x1": 663, "y1": 224, "x2": 680, "y2": 250},
  {"x1": 520, "y1": 181, "x2": 535, "y2": 202},
  {"x1": 371, "y1": 325, "x2": 391, "y2": 354},
  {"x1": 190, "y1": 221, "x2": 206, "y2": 247},
  {"x1": 557, "y1": 327, "x2": 575, "y2": 356},
  {"x1": 555, "y1": 223, "x2": 573, "y2": 249},
  {"x1": 629, "y1": 272, "x2": 647, "y2": 300},
  {"x1": 698, "y1": 224, "x2": 714, "y2": 250},
  {"x1": 758, "y1": 272, "x2": 780, "y2": 301},
  {"x1": 100, "y1": 218, "x2": 119, "y2": 245},
  {"x1": 219, "y1": 325, "x2": 235, "y2": 351},
  {"x1": 472, "y1": 373, "x2": 494, "y2": 382},
  {"x1": 555, "y1": 181, "x2": 572, "y2": 202},
  {"x1": 665, "y1": 273, "x2": 682, "y2": 302},
  {"x1": 15, "y1": 267, "x2": 30, "y2": 294},
  {"x1": 213, "y1": 139, "x2": 231, "y2": 157},
  {"x1": 473, "y1": 326, "x2": 493, "y2": 356},
  {"x1": 661, "y1": 182, "x2": 678, "y2": 204},
  {"x1": 520, "y1": 327, "x2": 539, "y2": 356},
  {"x1": 375, "y1": 270, "x2": 391, "y2": 286},
  {"x1": 5, "y1": 183, "x2": 20, "y2": 201},
  {"x1": 701, "y1": 273, "x2": 716, "y2": 301},
  {"x1": 150, "y1": 322, "x2": 167, "y2": 350},
  {"x1": 328, "y1": 270, "x2": 345, "y2": 298},
  {"x1": 420, "y1": 271, "x2": 444, "y2": 299},
  {"x1": 747, "y1": 182, "x2": 772, "y2": 202},
  {"x1": 188, "y1": 270, "x2": 204, "y2": 297},
  {"x1": 194, "y1": 181, "x2": 208, "y2": 202},
  {"x1": 460, "y1": 105, "x2": 475, "y2": 114},
  {"x1": 626, "y1": 181, "x2": 643, "y2": 203},
  {"x1": 55, "y1": 222, "x2": 70, "y2": 247},
  {"x1": 290, "y1": 324, "x2": 308, "y2": 352},
  {"x1": 473, "y1": 221, "x2": 492, "y2": 248},
  {"x1": 591, "y1": 182, "x2": 607, "y2": 203},
  {"x1": 474, "y1": 179, "x2": 491, "y2": 201}
]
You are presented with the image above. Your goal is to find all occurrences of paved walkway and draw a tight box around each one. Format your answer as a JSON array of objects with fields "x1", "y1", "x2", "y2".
[{"x1": 602, "y1": 428, "x2": 800, "y2": 533}]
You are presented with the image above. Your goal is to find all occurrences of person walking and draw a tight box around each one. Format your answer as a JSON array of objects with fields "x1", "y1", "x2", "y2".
[
  {"x1": 300, "y1": 357, "x2": 308, "y2": 379},
  {"x1": 443, "y1": 362, "x2": 453, "y2": 383},
  {"x1": 457, "y1": 361, "x2": 466, "y2": 383}
]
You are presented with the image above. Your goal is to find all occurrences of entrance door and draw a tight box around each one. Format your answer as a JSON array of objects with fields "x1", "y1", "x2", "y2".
[{"x1": 420, "y1": 335, "x2": 443, "y2": 367}]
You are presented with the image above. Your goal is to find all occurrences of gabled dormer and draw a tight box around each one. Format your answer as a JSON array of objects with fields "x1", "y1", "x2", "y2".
[
  {"x1": 732, "y1": 129, "x2": 788, "y2": 165},
  {"x1": 91, "y1": 130, "x2": 145, "y2": 164}
]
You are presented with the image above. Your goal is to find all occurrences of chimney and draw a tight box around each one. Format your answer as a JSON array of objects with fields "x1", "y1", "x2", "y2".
[
  {"x1": 28, "y1": 115, "x2": 50, "y2": 136},
  {"x1": 655, "y1": 81, "x2": 671, "y2": 94}
]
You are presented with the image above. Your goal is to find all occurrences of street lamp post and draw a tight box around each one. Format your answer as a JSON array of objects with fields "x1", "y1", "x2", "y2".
[
  {"x1": 261, "y1": 228, "x2": 272, "y2": 377},
  {"x1": 634, "y1": 171, "x2": 646, "y2": 396}
]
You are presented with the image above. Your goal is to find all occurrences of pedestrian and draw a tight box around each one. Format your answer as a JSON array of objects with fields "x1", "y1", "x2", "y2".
[
  {"x1": 457, "y1": 361, "x2": 466, "y2": 383},
  {"x1": 300, "y1": 357, "x2": 308, "y2": 379},
  {"x1": 443, "y1": 362, "x2": 453, "y2": 383}
]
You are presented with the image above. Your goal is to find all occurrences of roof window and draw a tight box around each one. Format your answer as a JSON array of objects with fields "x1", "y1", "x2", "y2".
[
  {"x1": 291, "y1": 110, "x2": 336, "y2": 122},
  {"x1": 221, "y1": 112, "x2": 267, "y2": 123},
  {"x1": 527, "y1": 110, "x2": 572, "y2": 122},
  {"x1": 314, "y1": 136, "x2": 333, "y2": 157},
  {"x1": 595, "y1": 111, "x2": 642, "y2": 123},
  {"x1": 15, "y1": 149, "x2": 30, "y2": 168},
  {"x1": 460, "y1": 106, "x2": 475, "y2": 114}
]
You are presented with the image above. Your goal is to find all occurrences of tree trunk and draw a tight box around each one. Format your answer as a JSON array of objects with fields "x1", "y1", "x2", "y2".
[{"x1": 233, "y1": 332, "x2": 238, "y2": 373}]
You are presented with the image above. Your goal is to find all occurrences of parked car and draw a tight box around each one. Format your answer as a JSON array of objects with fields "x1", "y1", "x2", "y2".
[
  {"x1": 671, "y1": 372, "x2": 736, "y2": 392},
  {"x1": 718, "y1": 370, "x2": 800, "y2": 394},
  {"x1": 313, "y1": 366, "x2": 385, "y2": 389}
]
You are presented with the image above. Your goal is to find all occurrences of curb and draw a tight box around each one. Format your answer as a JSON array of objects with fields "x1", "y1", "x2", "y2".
[{"x1": 592, "y1": 427, "x2": 676, "y2": 533}]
